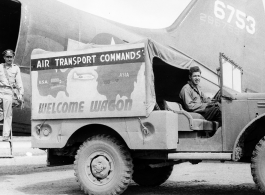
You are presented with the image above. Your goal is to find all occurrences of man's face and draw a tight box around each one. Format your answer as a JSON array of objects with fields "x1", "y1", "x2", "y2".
[
  {"x1": 4, "y1": 55, "x2": 14, "y2": 65},
  {"x1": 190, "y1": 71, "x2": 201, "y2": 86}
]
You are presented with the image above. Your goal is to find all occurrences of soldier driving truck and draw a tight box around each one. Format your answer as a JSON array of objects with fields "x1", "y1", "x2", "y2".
[
  {"x1": 179, "y1": 66, "x2": 222, "y2": 128},
  {"x1": 31, "y1": 39, "x2": 265, "y2": 195}
]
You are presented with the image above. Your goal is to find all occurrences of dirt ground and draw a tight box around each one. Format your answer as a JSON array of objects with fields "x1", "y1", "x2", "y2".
[{"x1": 0, "y1": 156, "x2": 261, "y2": 195}]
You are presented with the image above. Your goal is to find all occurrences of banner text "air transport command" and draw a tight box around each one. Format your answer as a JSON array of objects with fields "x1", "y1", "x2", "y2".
[{"x1": 31, "y1": 47, "x2": 145, "y2": 71}]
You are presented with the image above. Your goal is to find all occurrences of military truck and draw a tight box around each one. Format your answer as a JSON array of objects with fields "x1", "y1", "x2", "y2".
[{"x1": 31, "y1": 39, "x2": 265, "y2": 195}]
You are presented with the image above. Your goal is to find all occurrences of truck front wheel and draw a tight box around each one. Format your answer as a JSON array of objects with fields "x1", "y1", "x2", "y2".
[
  {"x1": 74, "y1": 135, "x2": 133, "y2": 195},
  {"x1": 251, "y1": 136, "x2": 265, "y2": 193},
  {"x1": 132, "y1": 161, "x2": 173, "y2": 186}
]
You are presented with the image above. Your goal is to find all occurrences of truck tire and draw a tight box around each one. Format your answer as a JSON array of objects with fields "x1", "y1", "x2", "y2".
[
  {"x1": 74, "y1": 135, "x2": 133, "y2": 195},
  {"x1": 132, "y1": 163, "x2": 173, "y2": 187},
  {"x1": 251, "y1": 136, "x2": 265, "y2": 193}
]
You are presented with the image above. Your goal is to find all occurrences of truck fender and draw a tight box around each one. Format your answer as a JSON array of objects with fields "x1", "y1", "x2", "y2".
[{"x1": 232, "y1": 113, "x2": 265, "y2": 161}]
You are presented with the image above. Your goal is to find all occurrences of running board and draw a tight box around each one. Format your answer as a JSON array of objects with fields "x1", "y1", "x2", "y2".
[{"x1": 168, "y1": 153, "x2": 232, "y2": 160}]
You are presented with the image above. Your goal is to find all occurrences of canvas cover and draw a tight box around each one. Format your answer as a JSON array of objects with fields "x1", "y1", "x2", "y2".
[{"x1": 31, "y1": 38, "x2": 196, "y2": 120}]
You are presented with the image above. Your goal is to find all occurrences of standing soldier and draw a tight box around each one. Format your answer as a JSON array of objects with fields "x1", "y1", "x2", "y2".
[{"x1": 0, "y1": 49, "x2": 24, "y2": 141}]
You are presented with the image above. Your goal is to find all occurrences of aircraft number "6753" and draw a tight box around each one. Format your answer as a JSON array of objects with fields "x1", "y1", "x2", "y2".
[{"x1": 214, "y1": 0, "x2": 256, "y2": 34}]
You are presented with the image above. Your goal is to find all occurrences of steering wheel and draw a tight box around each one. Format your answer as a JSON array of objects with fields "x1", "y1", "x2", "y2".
[{"x1": 212, "y1": 89, "x2": 221, "y2": 103}]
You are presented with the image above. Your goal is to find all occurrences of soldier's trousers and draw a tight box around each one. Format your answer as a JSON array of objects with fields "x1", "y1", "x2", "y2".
[
  {"x1": 0, "y1": 93, "x2": 13, "y2": 137},
  {"x1": 202, "y1": 102, "x2": 222, "y2": 126}
]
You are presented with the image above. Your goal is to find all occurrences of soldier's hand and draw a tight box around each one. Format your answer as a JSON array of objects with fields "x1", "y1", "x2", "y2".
[
  {"x1": 17, "y1": 94, "x2": 23, "y2": 100},
  {"x1": 17, "y1": 95, "x2": 24, "y2": 109}
]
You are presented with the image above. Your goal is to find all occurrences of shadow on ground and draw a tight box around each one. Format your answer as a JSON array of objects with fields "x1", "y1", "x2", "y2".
[
  {"x1": 17, "y1": 178, "x2": 83, "y2": 195},
  {"x1": 0, "y1": 164, "x2": 73, "y2": 176},
  {"x1": 125, "y1": 180, "x2": 261, "y2": 195},
  {"x1": 16, "y1": 179, "x2": 261, "y2": 195}
]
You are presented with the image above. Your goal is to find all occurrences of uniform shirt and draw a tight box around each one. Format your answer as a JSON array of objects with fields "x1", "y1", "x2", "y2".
[
  {"x1": 179, "y1": 81, "x2": 208, "y2": 113},
  {"x1": 0, "y1": 63, "x2": 24, "y2": 96}
]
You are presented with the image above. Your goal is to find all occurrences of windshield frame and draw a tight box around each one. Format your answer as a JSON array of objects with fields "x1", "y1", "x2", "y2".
[{"x1": 219, "y1": 53, "x2": 243, "y2": 94}]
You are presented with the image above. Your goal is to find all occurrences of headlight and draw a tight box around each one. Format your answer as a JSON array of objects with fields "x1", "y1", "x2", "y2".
[{"x1": 35, "y1": 124, "x2": 52, "y2": 137}]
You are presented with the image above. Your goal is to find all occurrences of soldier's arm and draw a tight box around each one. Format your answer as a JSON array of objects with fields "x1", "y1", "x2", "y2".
[
  {"x1": 15, "y1": 66, "x2": 24, "y2": 96},
  {"x1": 180, "y1": 87, "x2": 207, "y2": 111}
]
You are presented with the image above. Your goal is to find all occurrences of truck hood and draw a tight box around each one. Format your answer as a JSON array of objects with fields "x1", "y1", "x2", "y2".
[{"x1": 223, "y1": 87, "x2": 265, "y2": 100}]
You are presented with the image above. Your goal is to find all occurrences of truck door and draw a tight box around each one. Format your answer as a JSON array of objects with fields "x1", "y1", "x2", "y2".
[{"x1": 219, "y1": 53, "x2": 244, "y2": 151}]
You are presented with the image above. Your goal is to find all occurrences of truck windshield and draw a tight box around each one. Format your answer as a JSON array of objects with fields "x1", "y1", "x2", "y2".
[{"x1": 220, "y1": 53, "x2": 242, "y2": 93}]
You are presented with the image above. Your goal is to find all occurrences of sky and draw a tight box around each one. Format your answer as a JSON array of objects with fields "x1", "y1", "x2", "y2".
[{"x1": 57, "y1": 0, "x2": 191, "y2": 29}]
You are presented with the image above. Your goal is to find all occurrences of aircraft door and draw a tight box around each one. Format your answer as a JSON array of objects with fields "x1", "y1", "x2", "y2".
[{"x1": 0, "y1": 0, "x2": 21, "y2": 63}]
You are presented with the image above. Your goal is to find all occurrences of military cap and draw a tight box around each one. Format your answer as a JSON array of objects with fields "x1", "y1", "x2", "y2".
[{"x1": 2, "y1": 49, "x2": 15, "y2": 57}]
